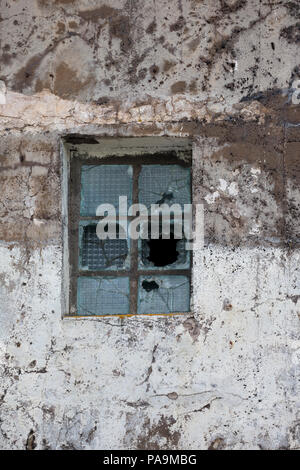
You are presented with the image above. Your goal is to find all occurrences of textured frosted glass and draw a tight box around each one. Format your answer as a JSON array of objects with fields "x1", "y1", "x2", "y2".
[
  {"x1": 138, "y1": 165, "x2": 190, "y2": 208},
  {"x1": 77, "y1": 277, "x2": 130, "y2": 315},
  {"x1": 79, "y1": 222, "x2": 130, "y2": 271},
  {"x1": 138, "y1": 275, "x2": 190, "y2": 314},
  {"x1": 80, "y1": 165, "x2": 132, "y2": 216}
]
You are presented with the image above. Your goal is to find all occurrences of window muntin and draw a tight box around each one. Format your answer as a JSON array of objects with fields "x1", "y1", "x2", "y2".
[{"x1": 69, "y1": 154, "x2": 191, "y2": 317}]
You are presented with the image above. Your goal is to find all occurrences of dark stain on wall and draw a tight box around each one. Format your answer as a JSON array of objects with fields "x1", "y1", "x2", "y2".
[
  {"x1": 169, "y1": 16, "x2": 186, "y2": 32},
  {"x1": 78, "y1": 5, "x2": 133, "y2": 54},
  {"x1": 109, "y1": 14, "x2": 132, "y2": 53},
  {"x1": 280, "y1": 23, "x2": 300, "y2": 44},
  {"x1": 0, "y1": 0, "x2": 298, "y2": 103},
  {"x1": 78, "y1": 5, "x2": 117, "y2": 22},
  {"x1": 25, "y1": 430, "x2": 36, "y2": 450},
  {"x1": 11, "y1": 33, "x2": 81, "y2": 92},
  {"x1": 208, "y1": 437, "x2": 226, "y2": 450},
  {"x1": 285, "y1": 1, "x2": 300, "y2": 19},
  {"x1": 171, "y1": 81, "x2": 186, "y2": 94},
  {"x1": 53, "y1": 62, "x2": 94, "y2": 99},
  {"x1": 136, "y1": 416, "x2": 181, "y2": 450},
  {"x1": 146, "y1": 20, "x2": 157, "y2": 35},
  {"x1": 13, "y1": 52, "x2": 48, "y2": 91}
]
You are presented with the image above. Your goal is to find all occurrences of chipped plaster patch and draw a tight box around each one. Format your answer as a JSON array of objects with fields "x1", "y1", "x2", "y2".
[
  {"x1": 217, "y1": 179, "x2": 238, "y2": 197},
  {"x1": 249, "y1": 223, "x2": 261, "y2": 235},
  {"x1": 250, "y1": 168, "x2": 261, "y2": 176},
  {"x1": 0, "y1": 81, "x2": 6, "y2": 105},
  {"x1": 228, "y1": 182, "x2": 238, "y2": 197},
  {"x1": 204, "y1": 191, "x2": 220, "y2": 204},
  {"x1": 218, "y1": 178, "x2": 228, "y2": 191}
]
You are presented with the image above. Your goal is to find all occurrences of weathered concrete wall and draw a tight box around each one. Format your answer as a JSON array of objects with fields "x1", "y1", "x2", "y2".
[
  {"x1": 0, "y1": 0, "x2": 300, "y2": 450},
  {"x1": 1, "y1": 0, "x2": 300, "y2": 105}
]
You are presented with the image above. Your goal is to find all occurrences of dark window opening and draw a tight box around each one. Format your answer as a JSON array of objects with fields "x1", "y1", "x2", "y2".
[{"x1": 146, "y1": 235, "x2": 179, "y2": 267}]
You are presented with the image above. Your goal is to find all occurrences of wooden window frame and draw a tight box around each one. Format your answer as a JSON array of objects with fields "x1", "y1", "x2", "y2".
[{"x1": 62, "y1": 138, "x2": 193, "y2": 318}]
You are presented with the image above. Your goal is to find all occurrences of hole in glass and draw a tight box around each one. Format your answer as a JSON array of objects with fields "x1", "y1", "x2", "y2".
[
  {"x1": 146, "y1": 228, "x2": 179, "y2": 267},
  {"x1": 142, "y1": 280, "x2": 159, "y2": 292}
]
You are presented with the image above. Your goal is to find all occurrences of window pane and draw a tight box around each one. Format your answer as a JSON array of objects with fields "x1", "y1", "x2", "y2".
[
  {"x1": 138, "y1": 275, "x2": 190, "y2": 314},
  {"x1": 77, "y1": 276, "x2": 130, "y2": 315},
  {"x1": 79, "y1": 222, "x2": 130, "y2": 271},
  {"x1": 80, "y1": 165, "x2": 133, "y2": 216},
  {"x1": 138, "y1": 165, "x2": 190, "y2": 208}
]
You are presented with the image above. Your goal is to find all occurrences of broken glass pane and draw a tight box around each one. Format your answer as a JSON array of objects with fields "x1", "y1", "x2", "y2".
[
  {"x1": 138, "y1": 275, "x2": 190, "y2": 314},
  {"x1": 80, "y1": 165, "x2": 133, "y2": 216},
  {"x1": 139, "y1": 222, "x2": 190, "y2": 270},
  {"x1": 79, "y1": 222, "x2": 130, "y2": 271},
  {"x1": 138, "y1": 165, "x2": 190, "y2": 209},
  {"x1": 77, "y1": 276, "x2": 130, "y2": 315}
]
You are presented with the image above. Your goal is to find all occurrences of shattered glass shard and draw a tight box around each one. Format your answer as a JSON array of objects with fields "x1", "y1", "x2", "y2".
[
  {"x1": 138, "y1": 165, "x2": 191, "y2": 208},
  {"x1": 138, "y1": 275, "x2": 190, "y2": 314},
  {"x1": 80, "y1": 165, "x2": 133, "y2": 216},
  {"x1": 79, "y1": 223, "x2": 130, "y2": 270},
  {"x1": 77, "y1": 276, "x2": 130, "y2": 315}
]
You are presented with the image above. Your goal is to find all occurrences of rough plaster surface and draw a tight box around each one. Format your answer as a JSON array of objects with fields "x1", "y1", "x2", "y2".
[
  {"x1": 1, "y1": 0, "x2": 299, "y2": 104},
  {"x1": 0, "y1": 0, "x2": 300, "y2": 450}
]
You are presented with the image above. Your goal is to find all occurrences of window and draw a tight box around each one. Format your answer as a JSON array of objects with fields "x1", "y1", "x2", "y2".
[{"x1": 66, "y1": 140, "x2": 192, "y2": 317}]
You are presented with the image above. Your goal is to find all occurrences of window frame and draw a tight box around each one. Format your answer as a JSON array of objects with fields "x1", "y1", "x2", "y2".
[{"x1": 63, "y1": 139, "x2": 193, "y2": 318}]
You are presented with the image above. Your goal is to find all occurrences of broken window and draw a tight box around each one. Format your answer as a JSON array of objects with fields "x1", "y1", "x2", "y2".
[{"x1": 68, "y1": 152, "x2": 191, "y2": 316}]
